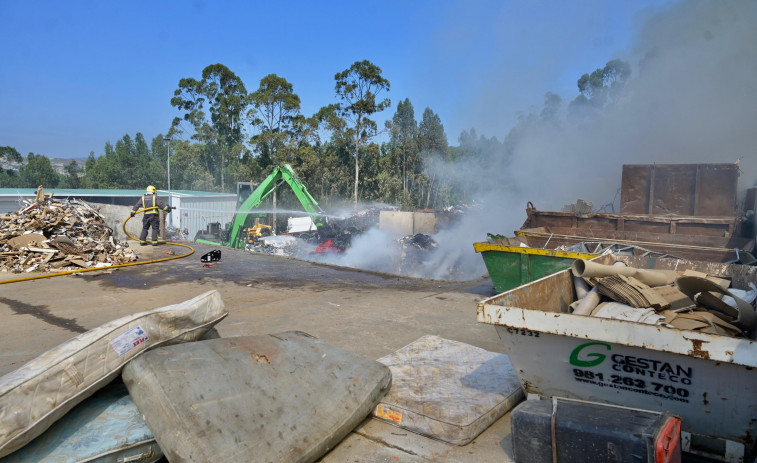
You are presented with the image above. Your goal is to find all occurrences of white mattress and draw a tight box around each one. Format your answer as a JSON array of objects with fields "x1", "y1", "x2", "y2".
[
  {"x1": 0, "y1": 290, "x2": 227, "y2": 458},
  {"x1": 372, "y1": 335, "x2": 524, "y2": 445}
]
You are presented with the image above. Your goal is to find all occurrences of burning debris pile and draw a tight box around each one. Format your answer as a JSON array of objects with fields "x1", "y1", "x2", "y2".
[
  {"x1": 0, "y1": 197, "x2": 137, "y2": 273},
  {"x1": 396, "y1": 234, "x2": 438, "y2": 275},
  {"x1": 302, "y1": 207, "x2": 386, "y2": 253},
  {"x1": 242, "y1": 205, "x2": 473, "y2": 280}
]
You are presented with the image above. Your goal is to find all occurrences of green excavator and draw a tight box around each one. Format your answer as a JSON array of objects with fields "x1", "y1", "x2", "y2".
[{"x1": 225, "y1": 164, "x2": 324, "y2": 249}]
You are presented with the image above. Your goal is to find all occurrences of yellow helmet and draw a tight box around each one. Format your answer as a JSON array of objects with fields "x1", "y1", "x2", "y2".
[{"x1": 146, "y1": 185, "x2": 157, "y2": 194}]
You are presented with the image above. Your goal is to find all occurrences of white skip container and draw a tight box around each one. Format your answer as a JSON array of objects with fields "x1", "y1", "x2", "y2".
[{"x1": 477, "y1": 254, "x2": 757, "y2": 462}]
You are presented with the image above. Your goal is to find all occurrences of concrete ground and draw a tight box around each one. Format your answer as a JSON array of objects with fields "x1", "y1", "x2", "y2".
[{"x1": 0, "y1": 241, "x2": 517, "y2": 462}]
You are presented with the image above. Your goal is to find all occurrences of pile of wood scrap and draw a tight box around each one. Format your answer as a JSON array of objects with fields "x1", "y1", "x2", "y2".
[{"x1": 0, "y1": 198, "x2": 137, "y2": 273}]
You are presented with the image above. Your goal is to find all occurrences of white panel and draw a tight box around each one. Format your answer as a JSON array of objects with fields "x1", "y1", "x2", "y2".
[
  {"x1": 0, "y1": 195, "x2": 34, "y2": 214},
  {"x1": 176, "y1": 197, "x2": 237, "y2": 241}
]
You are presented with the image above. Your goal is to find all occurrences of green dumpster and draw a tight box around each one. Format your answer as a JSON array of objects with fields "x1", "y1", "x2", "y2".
[{"x1": 473, "y1": 242, "x2": 597, "y2": 294}]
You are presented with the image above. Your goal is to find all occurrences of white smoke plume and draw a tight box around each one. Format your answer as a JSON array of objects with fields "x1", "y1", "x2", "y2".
[
  {"x1": 420, "y1": 0, "x2": 756, "y2": 280},
  {"x1": 313, "y1": 1, "x2": 757, "y2": 281},
  {"x1": 465, "y1": 0, "x2": 757, "y2": 216}
]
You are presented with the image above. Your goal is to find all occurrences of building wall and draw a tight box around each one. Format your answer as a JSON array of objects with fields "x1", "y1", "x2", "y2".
[
  {"x1": 0, "y1": 196, "x2": 27, "y2": 214},
  {"x1": 102, "y1": 195, "x2": 238, "y2": 242},
  {"x1": 172, "y1": 196, "x2": 238, "y2": 240},
  {"x1": 97, "y1": 204, "x2": 143, "y2": 242}
]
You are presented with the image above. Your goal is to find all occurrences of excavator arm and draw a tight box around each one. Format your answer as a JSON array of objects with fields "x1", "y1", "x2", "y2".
[{"x1": 226, "y1": 164, "x2": 323, "y2": 248}]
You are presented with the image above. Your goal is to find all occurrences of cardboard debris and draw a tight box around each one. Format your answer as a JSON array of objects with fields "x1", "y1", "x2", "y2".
[
  {"x1": 661, "y1": 309, "x2": 743, "y2": 338},
  {"x1": 652, "y1": 285, "x2": 695, "y2": 311},
  {"x1": 0, "y1": 197, "x2": 137, "y2": 273},
  {"x1": 591, "y1": 302, "x2": 669, "y2": 326},
  {"x1": 589, "y1": 274, "x2": 670, "y2": 309},
  {"x1": 574, "y1": 258, "x2": 756, "y2": 339},
  {"x1": 681, "y1": 269, "x2": 731, "y2": 291},
  {"x1": 676, "y1": 276, "x2": 757, "y2": 334}
]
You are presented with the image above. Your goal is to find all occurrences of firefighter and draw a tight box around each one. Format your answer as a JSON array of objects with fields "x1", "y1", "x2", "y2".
[{"x1": 131, "y1": 185, "x2": 171, "y2": 245}]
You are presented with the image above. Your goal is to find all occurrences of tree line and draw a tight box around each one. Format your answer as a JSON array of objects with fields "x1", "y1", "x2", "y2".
[{"x1": 0, "y1": 59, "x2": 631, "y2": 212}]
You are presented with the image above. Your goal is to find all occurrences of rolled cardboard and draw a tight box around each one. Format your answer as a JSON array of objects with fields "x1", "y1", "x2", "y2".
[
  {"x1": 572, "y1": 287, "x2": 601, "y2": 316},
  {"x1": 573, "y1": 275, "x2": 590, "y2": 299},
  {"x1": 572, "y1": 259, "x2": 679, "y2": 287}
]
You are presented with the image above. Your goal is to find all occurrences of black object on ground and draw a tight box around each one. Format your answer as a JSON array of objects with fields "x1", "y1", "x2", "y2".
[{"x1": 200, "y1": 250, "x2": 222, "y2": 263}]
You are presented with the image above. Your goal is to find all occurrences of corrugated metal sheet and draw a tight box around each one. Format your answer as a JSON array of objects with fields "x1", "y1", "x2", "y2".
[{"x1": 172, "y1": 195, "x2": 238, "y2": 240}]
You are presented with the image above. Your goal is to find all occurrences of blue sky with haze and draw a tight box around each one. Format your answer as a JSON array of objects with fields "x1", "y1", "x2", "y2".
[{"x1": 1, "y1": 0, "x2": 675, "y2": 158}]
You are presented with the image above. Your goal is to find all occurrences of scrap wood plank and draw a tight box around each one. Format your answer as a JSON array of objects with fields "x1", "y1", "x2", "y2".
[{"x1": 20, "y1": 247, "x2": 57, "y2": 253}]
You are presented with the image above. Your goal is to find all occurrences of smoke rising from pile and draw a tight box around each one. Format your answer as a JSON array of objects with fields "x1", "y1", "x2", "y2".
[
  {"x1": 320, "y1": 1, "x2": 757, "y2": 281},
  {"x1": 463, "y1": 0, "x2": 757, "y2": 220}
]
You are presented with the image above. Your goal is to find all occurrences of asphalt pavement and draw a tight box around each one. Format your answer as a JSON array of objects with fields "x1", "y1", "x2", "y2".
[{"x1": 0, "y1": 242, "x2": 519, "y2": 462}]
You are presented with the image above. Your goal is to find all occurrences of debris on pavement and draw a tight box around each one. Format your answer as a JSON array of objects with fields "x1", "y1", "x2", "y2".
[
  {"x1": 245, "y1": 207, "x2": 387, "y2": 255},
  {"x1": 309, "y1": 207, "x2": 386, "y2": 252},
  {"x1": 250, "y1": 235, "x2": 300, "y2": 256},
  {"x1": 200, "y1": 249, "x2": 222, "y2": 263},
  {"x1": 0, "y1": 197, "x2": 137, "y2": 273},
  {"x1": 239, "y1": 206, "x2": 472, "y2": 279},
  {"x1": 397, "y1": 234, "x2": 438, "y2": 275}
]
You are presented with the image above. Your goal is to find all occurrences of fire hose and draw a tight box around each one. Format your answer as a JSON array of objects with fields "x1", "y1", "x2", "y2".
[{"x1": 0, "y1": 206, "x2": 194, "y2": 285}]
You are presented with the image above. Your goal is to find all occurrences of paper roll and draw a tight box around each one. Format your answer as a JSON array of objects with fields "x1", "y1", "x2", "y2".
[{"x1": 572, "y1": 259, "x2": 678, "y2": 287}]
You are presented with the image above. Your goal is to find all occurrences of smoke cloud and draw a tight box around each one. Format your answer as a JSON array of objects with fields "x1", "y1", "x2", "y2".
[
  {"x1": 313, "y1": 1, "x2": 757, "y2": 281},
  {"x1": 471, "y1": 0, "x2": 757, "y2": 214},
  {"x1": 426, "y1": 0, "x2": 757, "y2": 280}
]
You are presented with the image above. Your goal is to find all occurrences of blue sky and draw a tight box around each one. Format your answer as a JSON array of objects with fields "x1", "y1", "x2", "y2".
[{"x1": 0, "y1": 0, "x2": 678, "y2": 159}]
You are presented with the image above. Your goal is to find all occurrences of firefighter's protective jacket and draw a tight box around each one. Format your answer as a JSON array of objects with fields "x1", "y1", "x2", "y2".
[{"x1": 133, "y1": 194, "x2": 170, "y2": 214}]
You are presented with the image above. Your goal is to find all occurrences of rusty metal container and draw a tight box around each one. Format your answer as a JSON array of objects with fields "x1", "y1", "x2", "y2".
[
  {"x1": 477, "y1": 254, "x2": 757, "y2": 462},
  {"x1": 620, "y1": 163, "x2": 740, "y2": 217},
  {"x1": 517, "y1": 163, "x2": 756, "y2": 264}
]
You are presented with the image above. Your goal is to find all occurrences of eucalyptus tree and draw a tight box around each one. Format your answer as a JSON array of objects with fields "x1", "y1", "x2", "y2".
[
  {"x1": 113, "y1": 134, "x2": 147, "y2": 188},
  {"x1": 418, "y1": 108, "x2": 447, "y2": 157},
  {"x1": 571, "y1": 59, "x2": 631, "y2": 115},
  {"x1": 171, "y1": 64, "x2": 248, "y2": 190},
  {"x1": 314, "y1": 104, "x2": 353, "y2": 200},
  {"x1": 80, "y1": 142, "x2": 117, "y2": 189},
  {"x1": 334, "y1": 60, "x2": 391, "y2": 207},
  {"x1": 78, "y1": 133, "x2": 154, "y2": 189},
  {"x1": 247, "y1": 74, "x2": 301, "y2": 169},
  {"x1": 388, "y1": 98, "x2": 419, "y2": 206},
  {"x1": 281, "y1": 114, "x2": 322, "y2": 196},
  {"x1": 417, "y1": 108, "x2": 448, "y2": 207}
]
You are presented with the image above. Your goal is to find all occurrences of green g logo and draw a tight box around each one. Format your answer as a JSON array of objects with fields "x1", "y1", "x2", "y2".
[{"x1": 569, "y1": 342, "x2": 611, "y2": 367}]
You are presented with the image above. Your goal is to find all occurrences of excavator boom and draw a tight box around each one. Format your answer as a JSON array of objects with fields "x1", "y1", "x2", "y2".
[{"x1": 226, "y1": 164, "x2": 323, "y2": 248}]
